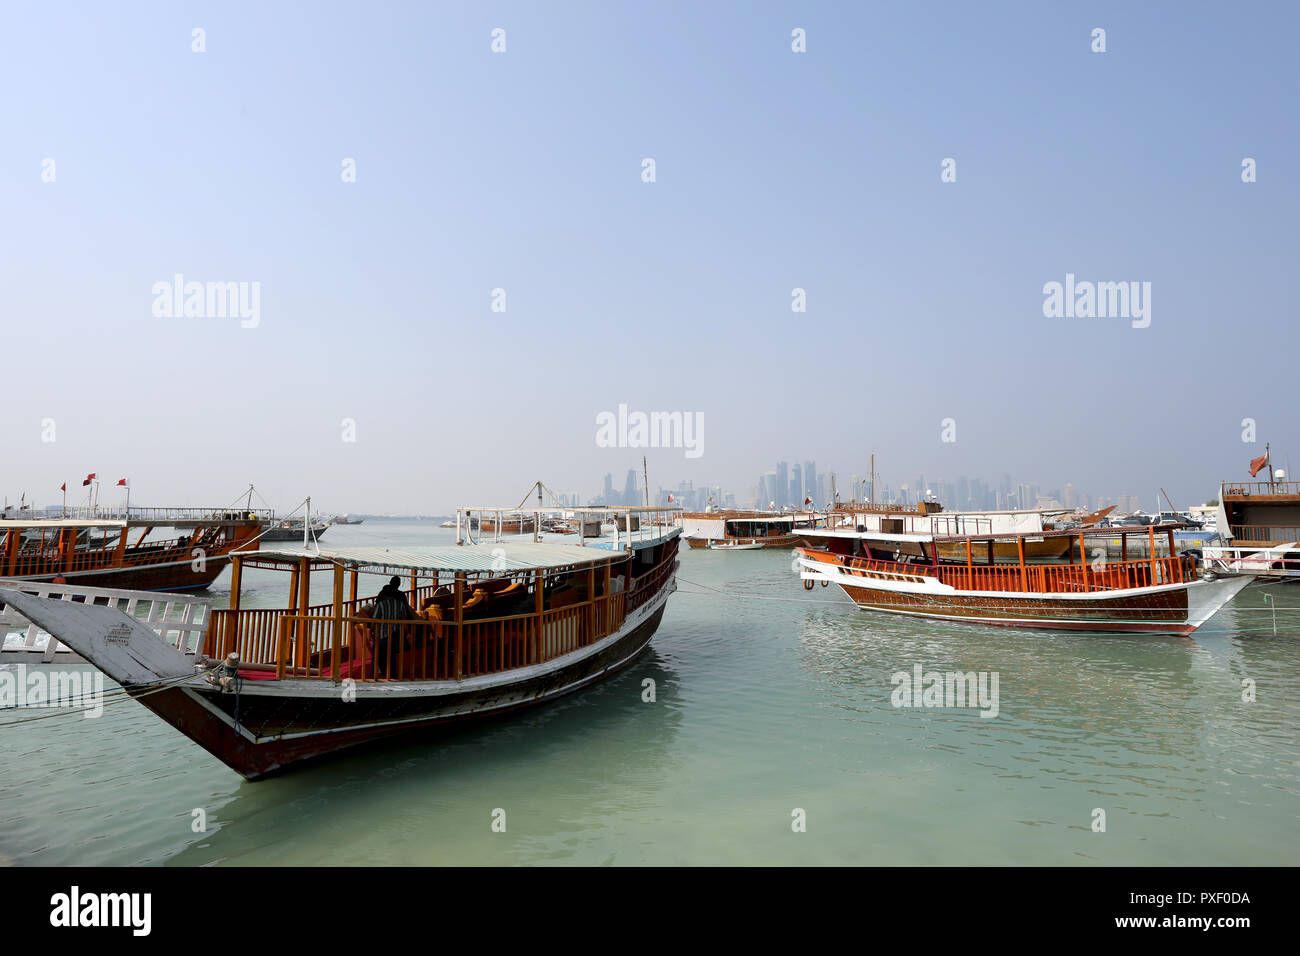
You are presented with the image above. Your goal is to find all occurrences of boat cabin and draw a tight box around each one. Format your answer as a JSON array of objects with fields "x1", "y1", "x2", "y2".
[{"x1": 207, "y1": 507, "x2": 681, "y2": 683}]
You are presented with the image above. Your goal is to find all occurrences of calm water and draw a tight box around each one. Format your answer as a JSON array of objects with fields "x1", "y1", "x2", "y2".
[{"x1": 1, "y1": 520, "x2": 1297, "y2": 865}]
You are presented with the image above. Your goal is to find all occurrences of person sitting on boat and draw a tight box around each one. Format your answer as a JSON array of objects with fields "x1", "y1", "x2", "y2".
[{"x1": 372, "y1": 577, "x2": 416, "y2": 677}]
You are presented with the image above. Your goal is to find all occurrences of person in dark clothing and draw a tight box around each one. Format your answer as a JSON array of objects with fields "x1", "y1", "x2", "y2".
[{"x1": 371, "y1": 576, "x2": 415, "y2": 677}]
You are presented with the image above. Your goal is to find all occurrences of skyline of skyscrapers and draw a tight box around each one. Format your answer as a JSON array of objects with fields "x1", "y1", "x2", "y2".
[{"x1": 590, "y1": 461, "x2": 1167, "y2": 515}]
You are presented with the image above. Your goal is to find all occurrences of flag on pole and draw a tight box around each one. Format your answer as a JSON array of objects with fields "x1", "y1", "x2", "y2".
[
  {"x1": 82, "y1": 473, "x2": 96, "y2": 486},
  {"x1": 1249, "y1": 455, "x2": 1269, "y2": 477},
  {"x1": 60, "y1": 483, "x2": 66, "y2": 492},
  {"x1": 667, "y1": 494, "x2": 675, "y2": 503},
  {"x1": 116, "y1": 478, "x2": 128, "y2": 486},
  {"x1": 804, "y1": 496, "x2": 812, "y2": 506}
]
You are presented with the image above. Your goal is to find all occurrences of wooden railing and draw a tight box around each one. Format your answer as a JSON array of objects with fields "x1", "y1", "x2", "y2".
[
  {"x1": 213, "y1": 542, "x2": 678, "y2": 683},
  {"x1": 266, "y1": 589, "x2": 629, "y2": 682},
  {"x1": 3, "y1": 529, "x2": 242, "y2": 578},
  {"x1": 801, "y1": 549, "x2": 1195, "y2": 594},
  {"x1": 628, "y1": 550, "x2": 678, "y2": 615},
  {"x1": 205, "y1": 581, "x2": 444, "y2": 662}
]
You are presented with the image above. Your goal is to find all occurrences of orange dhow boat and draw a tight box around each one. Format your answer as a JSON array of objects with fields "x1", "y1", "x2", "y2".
[
  {"x1": 0, "y1": 507, "x2": 265, "y2": 592},
  {"x1": 794, "y1": 523, "x2": 1252, "y2": 635},
  {"x1": 815, "y1": 500, "x2": 1099, "y2": 562}
]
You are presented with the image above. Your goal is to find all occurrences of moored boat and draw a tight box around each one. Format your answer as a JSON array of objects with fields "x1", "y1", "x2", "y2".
[
  {"x1": 0, "y1": 508, "x2": 266, "y2": 592},
  {"x1": 475, "y1": 513, "x2": 536, "y2": 534},
  {"x1": 678, "y1": 510, "x2": 809, "y2": 549},
  {"x1": 260, "y1": 518, "x2": 330, "y2": 542},
  {"x1": 794, "y1": 523, "x2": 1253, "y2": 635},
  {"x1": 1203, "y1": 449, "x2": 1300, "y2": 579},
  {"x1": 0, "y1": 502, "x2": 681, "y2": 778}
]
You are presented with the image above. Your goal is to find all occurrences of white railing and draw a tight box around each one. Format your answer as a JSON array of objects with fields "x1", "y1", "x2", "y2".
[
  {"x1": 1202, "y1": 545, "x2": 1300, "y2": 578},
  {"x1": 0, "y1": 580, "x2": 211, "y2": 663}
]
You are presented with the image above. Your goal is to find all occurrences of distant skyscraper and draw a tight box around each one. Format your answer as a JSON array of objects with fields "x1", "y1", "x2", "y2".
[
  {"x1": 775, "y1": 461, "x2": 788, "y2": 509},
  {"x1": 790, "y1": 463, "x2": 802, "y2": 506},
  {"x1": 622, "y1": 469, "x2": 638, "y2": 506},
  {"x1": 602, "y1": 473, "x2": 615, "y2": 504}
]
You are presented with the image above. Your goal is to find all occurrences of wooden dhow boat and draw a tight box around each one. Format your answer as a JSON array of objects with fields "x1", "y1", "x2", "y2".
[
  {"x1": 815, "y1": 500, "x2": 1103, "y2": 562},
  {"x1": 794, "y1": 523, "x2": 1253, "y2": 635},
  {"x1": 474, "y1": 513, "x2": 536, "y2": 534},
  {"x1": 0, "y1": 503, "x2": 680, "y2": 778},
  {"x1": 0, "y1": 507, "x2": 266, "y2": 592},
  {"x1": 678, "y1": 510, "x2": 815, "y2": 549}
]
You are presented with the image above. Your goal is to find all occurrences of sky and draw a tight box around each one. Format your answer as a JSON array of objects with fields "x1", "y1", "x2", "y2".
[{"x1": 2, "y1": 1, "x2": 1297, "y2": 515}]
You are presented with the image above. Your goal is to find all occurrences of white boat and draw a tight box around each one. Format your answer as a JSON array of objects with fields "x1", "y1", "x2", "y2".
[{"x1": 707, "y1": 541, "x2": 764, "y2": 551}]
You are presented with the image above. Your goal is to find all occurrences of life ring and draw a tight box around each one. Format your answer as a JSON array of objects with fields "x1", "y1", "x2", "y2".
[{"x1": 803, "y1": 578, "x2": 814, "y2": 590}]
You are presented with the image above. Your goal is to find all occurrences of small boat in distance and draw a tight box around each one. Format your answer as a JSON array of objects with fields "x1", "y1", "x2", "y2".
[
  {"x1": 475, "y1": 513, "x2": 536, "y2": 534},
  {"x1": 794, "y1": 522, "x2": 1252, "y2": 635},
  {"x1": 708, "y1": 540, "x2": 763, "y2": 551},
  {"x1": 331, "y1": 515, "x2": 365, "y2": 525},
  {"x1": 1, "y1": 500, "x2": 682, "y2": 778},
  {"x1": 679, "y1": 510, "x2": 815, "y2": 549},
  {"x1": 260, "y1": 518, "x2": 330, "y2": 542}
]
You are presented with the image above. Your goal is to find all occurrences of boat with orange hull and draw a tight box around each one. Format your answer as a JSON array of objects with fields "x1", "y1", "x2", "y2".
[
  {"x1": 0, "y1": 502, "x2": 680, "y2": 778},
  {"x1": 794, "y1": 523, "x2": 1252, "y2": 635},
  {"x1": 0, "y1": 508, "x2": 266, "y2": 592}
]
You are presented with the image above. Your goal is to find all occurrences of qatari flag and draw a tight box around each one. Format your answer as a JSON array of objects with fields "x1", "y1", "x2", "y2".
[{"x1": 83, "y1": 472, "x2": 96, "y2": 486}]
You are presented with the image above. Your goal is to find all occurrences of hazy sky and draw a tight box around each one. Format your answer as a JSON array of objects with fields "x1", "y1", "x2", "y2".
[{"x1": 3, "y1": 2, "x2": 1296, "y2": 515}]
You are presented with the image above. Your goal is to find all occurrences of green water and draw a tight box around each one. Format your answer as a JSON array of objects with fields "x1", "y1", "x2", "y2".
[{"x1": 1, "y1": 521, "x2": 1296, "y2": 865}]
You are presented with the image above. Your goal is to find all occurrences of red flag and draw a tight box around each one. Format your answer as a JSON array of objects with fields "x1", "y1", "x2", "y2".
[
  {"x1": 83, "y1": 472, "x2": 96, "y2": 486},
  {"x1": 60, "y1": 483, "x2": 66, "y2": 492},
  {"x1": 804, "y1": 496, "x2": 812, "y2": 506},
  {"x1": 667, "y1": 494, "x2": 675, "y2": 503},
  {"x1": 116, "y1": 478, "x2": 128, "y2": 486},
  {"x1": 1249, "y1": 455, "x2": 1269, "y2": 477}
]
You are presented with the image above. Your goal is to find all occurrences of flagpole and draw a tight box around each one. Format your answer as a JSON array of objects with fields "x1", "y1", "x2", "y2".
[{"x1": 61, "y1": 484, "x2": 66, "y2": 517}]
